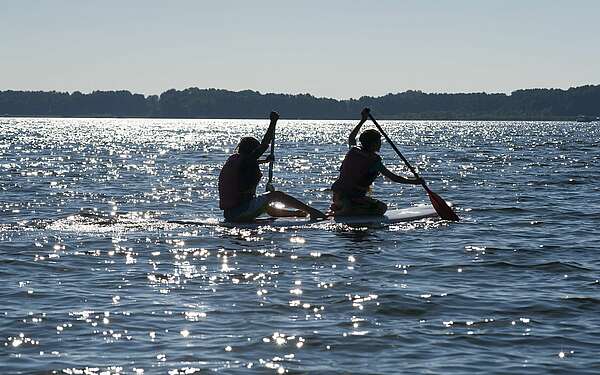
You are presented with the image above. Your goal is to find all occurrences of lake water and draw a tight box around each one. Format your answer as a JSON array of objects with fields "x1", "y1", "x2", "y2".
[{"x1": 1, "y1": 118, "x2": 599, "y2": 374}]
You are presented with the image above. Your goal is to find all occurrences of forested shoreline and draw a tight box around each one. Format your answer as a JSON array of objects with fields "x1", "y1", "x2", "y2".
[{"x1": 1, "y1": 85, "x2": 599, "y2": 120}]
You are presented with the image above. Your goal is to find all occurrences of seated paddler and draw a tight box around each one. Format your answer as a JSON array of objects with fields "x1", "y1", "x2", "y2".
[
  {"x1": 218, "y1": 111, "x2": 327, "y2": 222},
  {"x1": 330, "y1": 108, "x2": 423, "y2": 216}
]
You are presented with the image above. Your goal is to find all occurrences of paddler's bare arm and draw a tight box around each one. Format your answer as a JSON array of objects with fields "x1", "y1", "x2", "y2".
[
  {"x1": 379, "y1": 164, "x2": 423, "y2": 185},
  {"x1": 348, "y1": 108, "x2": 370, "y2": 146},
  {"x1": 252, "y1": 111, "x2": 279, "y2": 159}
]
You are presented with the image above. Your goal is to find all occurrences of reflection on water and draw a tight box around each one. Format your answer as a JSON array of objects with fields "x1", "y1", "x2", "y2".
[{"x1": 1, "y1": 118, "x2": 599, "y2": 374}]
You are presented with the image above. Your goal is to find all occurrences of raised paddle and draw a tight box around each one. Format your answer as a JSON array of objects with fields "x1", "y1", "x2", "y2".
[
  {"x1": 368, "y1": 113, "x2": 460, "y2": 221},
  {"x1": 265, "y1": 122, "x2": 276, "y2": 192}
]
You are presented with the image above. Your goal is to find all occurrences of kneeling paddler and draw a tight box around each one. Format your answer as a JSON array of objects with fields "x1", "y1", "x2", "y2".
[
  {"x1": 218, "y1": 111, "x2": 327, "y2": 222},
  {"x1": 330, "y1": 108, "x2": 423, "y2": 216}
]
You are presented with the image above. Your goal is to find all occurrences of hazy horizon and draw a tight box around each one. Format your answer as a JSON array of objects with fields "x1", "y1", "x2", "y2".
[{"x1": 2, "y1": 1, "x2": 599, "y2": 99}]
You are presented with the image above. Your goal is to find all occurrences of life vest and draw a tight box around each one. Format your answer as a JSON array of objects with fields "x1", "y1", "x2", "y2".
[
  {"x1": 218, "y1": 154, "x2": 261, "y2": 210},
  {"x1": 331, "y1": 147, "x2": 381, "y2": 197}
]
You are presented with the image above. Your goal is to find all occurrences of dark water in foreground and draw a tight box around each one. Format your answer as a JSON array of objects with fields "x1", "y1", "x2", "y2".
[{"x1": 1, "y1": 118, "x2": 599, "y2": 374}]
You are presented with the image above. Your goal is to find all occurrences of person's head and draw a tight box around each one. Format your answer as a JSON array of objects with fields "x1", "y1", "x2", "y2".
[
  {"x1": 237, "y1": 136, "x2": 260, "y2": 155},
  {"x1": 359, "y1": 129, "x2": 382, "y2": 152}
]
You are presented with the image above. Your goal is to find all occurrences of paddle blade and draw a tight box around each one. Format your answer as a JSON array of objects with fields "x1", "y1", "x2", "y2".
[{"x1": 427, "y1": 190, "x2": 460, "y2": 221}]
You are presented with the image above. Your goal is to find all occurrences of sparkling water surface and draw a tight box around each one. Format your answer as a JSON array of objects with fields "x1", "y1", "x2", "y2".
[{"x1": 1, "y1": 118, "x2": 599, "y2": 374}]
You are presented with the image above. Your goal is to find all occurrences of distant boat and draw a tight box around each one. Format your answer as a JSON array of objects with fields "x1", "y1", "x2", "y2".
[{"x1": 576, "y1": 115, "x2": 596, "y2": 122}]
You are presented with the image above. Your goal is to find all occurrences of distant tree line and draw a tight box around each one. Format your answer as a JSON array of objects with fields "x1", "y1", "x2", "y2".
[{"x1": 0, "y1": 85, "x2": 599, "y2": 120}]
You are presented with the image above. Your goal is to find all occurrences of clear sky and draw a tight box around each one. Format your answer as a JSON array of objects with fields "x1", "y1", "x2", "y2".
[{"x1": 1, "y1": 0, "x2": 599, "y2": 99}]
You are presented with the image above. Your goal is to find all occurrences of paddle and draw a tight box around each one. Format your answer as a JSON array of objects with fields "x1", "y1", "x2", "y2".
[
  {"x1": 265, "y1": 122, "x2": 276, "y2": 192},
  {"x1": 368, "y1": 113, "x2": 460, "y2": 221}
]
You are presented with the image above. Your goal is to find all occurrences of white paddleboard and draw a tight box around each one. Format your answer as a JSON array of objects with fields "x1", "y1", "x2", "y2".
[
  {"x1": 172, "y1": 204, "x2": 442, "y2": 228},
  {"x1": 334, "y1": 204, "x2": 440, "y2": 225}
]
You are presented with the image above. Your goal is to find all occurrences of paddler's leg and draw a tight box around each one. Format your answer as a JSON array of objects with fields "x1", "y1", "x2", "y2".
[
  {"x1": 333, "y1": 195, "x2": 387, "y2": 216},
  {"x1": 227, "y1": 195, "x2": 270, "y2": 222},
  {"x1": 352, "y1": 196, "x2": 387, "y2": 216},
  {"x1": 265, "y1": 205, "x2": 307, "y2": 218},
  {"x1": 266, "y1": 191, "x2": 327, "y2": 219}
]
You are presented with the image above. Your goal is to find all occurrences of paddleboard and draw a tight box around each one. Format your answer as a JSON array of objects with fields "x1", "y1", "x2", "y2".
[
  {"x1": 333, "y1": 204, "x2": 441, "y2": 225},
  {"x1": 171, "y1": 204, "x2": 444, "y2": 228}
]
